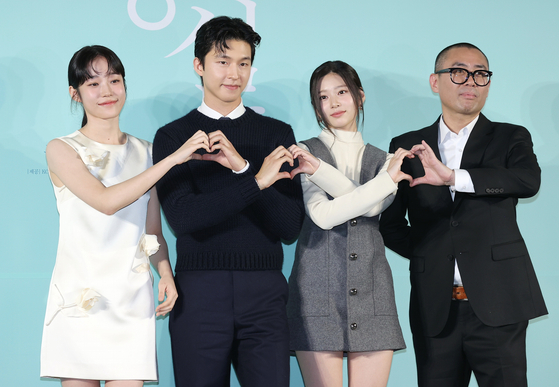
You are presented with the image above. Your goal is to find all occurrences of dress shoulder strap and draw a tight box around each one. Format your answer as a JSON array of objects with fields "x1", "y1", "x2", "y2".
[{"x1": 360, "y1": 143, "x2": 388, "y2": 184}]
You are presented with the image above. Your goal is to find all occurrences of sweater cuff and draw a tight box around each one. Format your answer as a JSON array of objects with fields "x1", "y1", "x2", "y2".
[{"x1": 234, "y1": 164, "x2": 261, "y2": 204}]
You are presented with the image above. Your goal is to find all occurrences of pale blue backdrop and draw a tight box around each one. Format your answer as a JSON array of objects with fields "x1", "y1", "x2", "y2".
[{"x1": 1, "y1": 0, "x2": 557, "y2": 386}]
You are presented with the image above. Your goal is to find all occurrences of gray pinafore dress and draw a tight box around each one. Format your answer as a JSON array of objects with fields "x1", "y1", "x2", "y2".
[{"x1": 287, "y1": 137, "x2": 405, "y2": 352}]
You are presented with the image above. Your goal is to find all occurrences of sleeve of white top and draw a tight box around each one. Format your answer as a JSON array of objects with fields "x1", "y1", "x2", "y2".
[
  {"x1": 307, "y1": 160, "x2": 358, "y2": 197},
  {"x1": 362, "y1": 156, "x2": 397, "y2": 217},
  {"x1": 452, "y1": 169, "x2": 475, "y2": 193},
  {"x1": 297, "y1": 141, "x2": 360, "y2": 198},
  {"x1": 301, "y1": 152, "x2": 398, "y2": 230}
]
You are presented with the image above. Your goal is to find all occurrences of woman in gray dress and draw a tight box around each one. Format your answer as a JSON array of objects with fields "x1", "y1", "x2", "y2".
[{"x1": 287, "y1": 61, "x2": 411, "y2": 387}]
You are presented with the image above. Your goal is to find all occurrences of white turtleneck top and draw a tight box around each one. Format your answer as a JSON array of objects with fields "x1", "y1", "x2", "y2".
[{"x1": 299, "y1": 128, "x2": 397, "y2": 230}]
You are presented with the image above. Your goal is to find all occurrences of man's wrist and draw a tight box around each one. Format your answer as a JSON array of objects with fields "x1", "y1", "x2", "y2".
[
  {"x1": 444, "y1": 169, "x2": 455, "y2": 186},
  {"x1": 254, "y1": 177, "x2": 265, "y2": 190},
  {"x1": 233, "y1": 159, "x2": 249, "y2": 174}
]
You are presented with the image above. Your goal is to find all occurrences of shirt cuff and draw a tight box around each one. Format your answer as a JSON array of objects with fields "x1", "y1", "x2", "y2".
[
  {"x1": 233, "y1": 160, "x2": 250, "y2": 174},
  {"x1": 452, "y1": 169, "x2": 475, "y2": 193}
]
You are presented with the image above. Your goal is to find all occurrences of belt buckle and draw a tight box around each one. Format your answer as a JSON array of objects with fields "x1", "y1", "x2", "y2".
[{"x1": 452, "y1": 285, "x2": 468, "y2": 301}]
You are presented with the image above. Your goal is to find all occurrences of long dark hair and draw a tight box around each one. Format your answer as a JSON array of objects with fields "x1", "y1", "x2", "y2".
[
  {"x1": 309, "y1": 61, "x2": 364, "y2": 133},
  {"x1": 68, "y1": 45, "x2": 126, "y2": 127}
]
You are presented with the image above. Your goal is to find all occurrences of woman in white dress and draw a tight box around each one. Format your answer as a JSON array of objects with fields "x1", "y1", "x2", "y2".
[
  {"x1": 40, "y1": 45, "x2": 210, "y2": 387},
  {"x1": 287, "y1": 61, "x2": 413, "y2": 387}
]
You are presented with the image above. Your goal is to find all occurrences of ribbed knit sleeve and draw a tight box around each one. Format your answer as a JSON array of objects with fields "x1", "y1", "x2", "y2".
[
  {"x1": 250, "y1": 126, "x2": 305, "y2": 242},
  {"x1": 152, "y1": 108, "x2": 303, "y2": 271},
  {"x1": 153, "y1": 125, "x2": 261, "y2": 235}
]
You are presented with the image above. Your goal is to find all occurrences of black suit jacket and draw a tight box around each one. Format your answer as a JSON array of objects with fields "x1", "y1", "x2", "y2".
[{"x1": 379, "y1": 113, "x2": 548, "y2": 337}]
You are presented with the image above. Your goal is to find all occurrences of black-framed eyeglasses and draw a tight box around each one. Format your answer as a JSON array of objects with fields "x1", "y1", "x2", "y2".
[{"x1": 435, "y1": 68, "x2": 493, "y2": 87}]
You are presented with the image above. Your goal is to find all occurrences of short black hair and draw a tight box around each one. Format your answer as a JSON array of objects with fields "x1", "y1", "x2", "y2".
[
  {"x1": 194, "y1": 16, "x2": 261, "y2": 68},
  {"x1": 309, "y1": 61, "x2": 365, "y2": 132},
  {"x1": 434, "y1": 42, "x2": 489, "y2": 72},
  {"x1": 68, "y1": 45, "x2": 126, "y2": 127}
]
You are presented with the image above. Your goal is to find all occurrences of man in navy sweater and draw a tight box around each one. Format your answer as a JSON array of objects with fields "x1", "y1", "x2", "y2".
[{"x1": 153, "y1": 16, "x2": 304, "y2": 387}]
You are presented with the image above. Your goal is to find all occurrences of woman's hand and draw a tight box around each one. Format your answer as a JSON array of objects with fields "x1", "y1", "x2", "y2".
[
  {"x1": 171, "y1": 130, "x2": 210, "y2": 165},
  {"x1": 387, "y1": 147, "x2": 414, "y2": 183},
  {"x1": 288, "y1": 144, "x2": 320, "y2": 178},
  {"x1": 155, "y1": 274, "x2": 178, "y2": 317}
]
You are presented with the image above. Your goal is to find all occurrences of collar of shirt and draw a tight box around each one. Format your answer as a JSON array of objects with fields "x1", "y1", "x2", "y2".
[
  {"x1": 197, "y1": 100, "x2": 246, "y2": 120},
  {"x1": 438, "y1": 115, "x2": 479, "y2": 146}
]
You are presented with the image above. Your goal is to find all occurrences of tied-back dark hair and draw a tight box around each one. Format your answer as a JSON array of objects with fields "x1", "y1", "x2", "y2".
[
  {"x1": 194, "y1": 16, "x2": 261, "y2": 69},
  {"x1": 68, "y1": 45, "x2": 126, "y2": 127},
  {"x1": 310, "y1": 61, "x2": 365, "y2": 132}
]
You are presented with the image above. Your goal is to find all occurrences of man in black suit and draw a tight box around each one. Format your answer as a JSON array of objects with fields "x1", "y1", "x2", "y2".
[{"x1": 379, "y1": 43, "x2": 547, "y2": 387}]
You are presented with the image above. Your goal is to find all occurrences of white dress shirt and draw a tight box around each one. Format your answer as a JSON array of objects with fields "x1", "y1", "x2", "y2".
[
  {"x1": 438, "y1": 115, "x2": 478, "y2": 285},
  {"x1": 197, "y1": 100, "x2": 246, "y2": 119}
]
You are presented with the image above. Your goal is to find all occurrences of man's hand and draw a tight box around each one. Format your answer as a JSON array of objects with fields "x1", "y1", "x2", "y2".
[
  {"x1": 202, "y1": 130, "x2": 247, "y2": 171},
  {"x1": 410, "y1": 140, "x2": 454, "y2": 187},
  {"x1": 255, "y1": 146, "x2": 294, "y2": 190}
]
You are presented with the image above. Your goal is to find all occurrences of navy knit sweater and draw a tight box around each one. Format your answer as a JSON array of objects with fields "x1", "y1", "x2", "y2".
[{"x1": 153, "y1": 108, "x2": 304, "y2": 271}]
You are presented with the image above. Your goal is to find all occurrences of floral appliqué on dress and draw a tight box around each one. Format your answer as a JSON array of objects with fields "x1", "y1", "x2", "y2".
[
  {"x1": 82, "y1": 147, "x2": 109, "y2": 169},
  {"x1": 80, "y1": 147, "x2": 110, "y2": 181},
  {"x1": 45, "y1": 287, "x2": 101, "y2": 326},
  {"x1": 132, "y1": 234, "x2": 160, "y2": 283}
]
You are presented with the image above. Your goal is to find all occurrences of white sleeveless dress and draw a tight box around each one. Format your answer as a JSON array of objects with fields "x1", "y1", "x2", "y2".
[{"x1": 40, "y1": 131, "x2": 158, "y2": 381}]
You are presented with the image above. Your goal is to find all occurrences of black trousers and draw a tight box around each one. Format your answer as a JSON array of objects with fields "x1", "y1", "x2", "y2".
[
  {"x1": 170, "y1": 270, "x2": 290, "y2": 387},
  {"x1": 413, "y1": 300, "x2": 528, "y2": 387}
]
